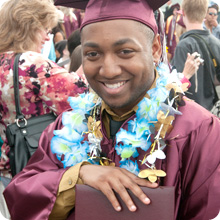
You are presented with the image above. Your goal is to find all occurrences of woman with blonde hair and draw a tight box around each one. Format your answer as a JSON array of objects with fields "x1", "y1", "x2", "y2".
[{"x1": 0, "y1": 0, "x2": 88, "y2": 216}]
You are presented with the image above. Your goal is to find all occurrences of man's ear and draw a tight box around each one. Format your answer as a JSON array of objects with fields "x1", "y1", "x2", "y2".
[
  {"x1": 182, "y1": 9, "x2": 185, "y2": 17},
  {"x1": 152, "y1": 34, "x2": 162, "y2": 64}
]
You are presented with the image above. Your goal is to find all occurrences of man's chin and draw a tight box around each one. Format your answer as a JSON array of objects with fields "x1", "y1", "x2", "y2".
[
  {"x1": 103, "y1": 99, "x2": 135, "y2": 116},
  {"x1": 105, "y1": 101, "x2": 124, "y2": 110}
]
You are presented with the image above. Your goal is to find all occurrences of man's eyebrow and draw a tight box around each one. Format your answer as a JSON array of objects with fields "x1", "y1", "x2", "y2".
[
  {"x1": 83, "y1": 42, "x2": 99, "y2": 48},
  {"x1": 113, "y1": 38, "x2": 136, "y2": 47},
  {"x1": 83, "y1": 38, "x2": 136, "y2": 48}
]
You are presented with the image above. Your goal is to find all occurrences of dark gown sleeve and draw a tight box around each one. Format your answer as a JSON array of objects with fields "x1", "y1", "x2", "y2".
[
  {"x1": 3, "y1": 112, "x2": 67, "y2": 220},
  {"x1": 165, "y1": 101, "x2": 220, "y2": 220},
  {"x1": 179, "y1": 116, "x2": 220, "y2": 220}
]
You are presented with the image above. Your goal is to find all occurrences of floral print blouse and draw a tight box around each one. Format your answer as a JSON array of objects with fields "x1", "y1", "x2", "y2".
[{"x1": 0, "y1": 51, "x2": 88, "y2": 175}]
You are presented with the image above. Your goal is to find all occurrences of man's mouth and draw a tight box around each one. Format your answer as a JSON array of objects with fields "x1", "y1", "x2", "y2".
[{"x1": 104, "y1": 81, "x2": 126, "y2": 89}]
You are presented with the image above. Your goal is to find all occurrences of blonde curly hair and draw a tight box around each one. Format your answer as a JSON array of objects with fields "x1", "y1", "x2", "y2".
[{"x1": 0, "y1": 0, "x2": 58, "y2": 53}]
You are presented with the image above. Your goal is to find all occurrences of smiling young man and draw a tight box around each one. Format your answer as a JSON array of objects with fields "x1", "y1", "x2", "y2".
[
  {"x1": 4, "y1": 0, "x2": 220, "y2": 220},
  {"x1": 82, "y1": 20, "x2": 159, "y2": 116}
]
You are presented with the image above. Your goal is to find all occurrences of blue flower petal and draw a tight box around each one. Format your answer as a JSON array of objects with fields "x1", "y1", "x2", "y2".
[
  {"x1": 53, "y1": 124, "x2": 84, "y2": 143},
  {"x1": 51, "y1": 136, "x2": 73, "y2": 157},
  {"x1": 137, "y1": 98, "x2": 159, "y2": 121},
  {"x1": 116, "y1": 128, "x2": 151, "y2": 152},
  {"x1": 148, "y1": 86, "x2": 168, "y2": 103},
  {"x1": 115, "y1": 144, "x2": 139, "y2": 159},
  {"x1": 120, "y1": 160, "x2": 139, "y2": 176},
  {"x1": 135, "y1": 119, "x2": 151, "y2": 138},
  {"x1": 127, "y1": 118, "x2": 137, "y2": 133},
  {"x1": 62, "y1": 111, "x2": 87, "y2": 134},
  {"x1": 68, "y1": 93, "x2": 95, "y2": 113},
  {"x1": 62, "y1": 142, "x2": 90, "y2": 168}
]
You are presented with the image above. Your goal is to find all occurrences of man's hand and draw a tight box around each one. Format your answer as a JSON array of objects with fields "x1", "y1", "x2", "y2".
[
  {"x1": 182, "y1": 52, "x2": 203, "y2": 79},
  {"x1": 79, "y1": 164, "x2": 158, "y2": 212},
  {"x1": 210, "y1": 19, "x2": 218, "y2": 28}
]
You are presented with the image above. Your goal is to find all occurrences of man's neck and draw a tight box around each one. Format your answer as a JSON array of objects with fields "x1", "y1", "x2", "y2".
[
  {"x1": 183, "y1": 16, "x2": 204, "y2": 31},
  {"x1": 185, "y1": 22, "x2": 203, "y2": 31}
]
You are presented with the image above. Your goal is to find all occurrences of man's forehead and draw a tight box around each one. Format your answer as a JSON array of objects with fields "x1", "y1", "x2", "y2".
[
  {"x1": 81, "y1": 19, "x2": 150, "y2": 44},
  {"x1": 81, "y1": 18, "x2": 140, "y2": 31},
  {"x1": 208, "y1": 7, "x2": 218, "y2": 11}
]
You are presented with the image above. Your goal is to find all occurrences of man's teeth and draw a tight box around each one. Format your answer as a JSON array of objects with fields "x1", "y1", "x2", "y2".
[{"x1": 104, "y1": 82, "x2": 125, "y2": 89}]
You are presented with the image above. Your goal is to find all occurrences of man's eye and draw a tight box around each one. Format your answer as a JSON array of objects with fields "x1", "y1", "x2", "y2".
[
  {"x1": 86, "y1": 51, "x2": 98, "y2": 57},
  {"x1": 120, "y1": 49, "x2": 134, "y2": 55}
]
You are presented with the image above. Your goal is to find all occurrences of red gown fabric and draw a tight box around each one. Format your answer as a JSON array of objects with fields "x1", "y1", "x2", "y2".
[
  {"x1": 3, "y1": 100, "x2": 220, "y2": 220},
  {"x1": 165, "y1": 14, "x2": 179, "y2": 60}
]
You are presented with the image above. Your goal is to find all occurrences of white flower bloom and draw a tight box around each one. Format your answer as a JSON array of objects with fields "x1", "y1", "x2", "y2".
[
  {"x1": 88, "y1": 133, "x2": 102, "y2": 158},
  {"x1": 146, "y1": 149, "x2": 166, "y2": 164}
]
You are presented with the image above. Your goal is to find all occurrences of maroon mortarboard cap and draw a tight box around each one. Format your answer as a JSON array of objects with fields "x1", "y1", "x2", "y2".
[
  {"x1": 170, "y1": 3, "x2": 180, "y2": 10},
  {"x1": 55, "y1": 0, "x2": 169, "y2": 34},
  {"x1": 55, "y1": 0, "x2": 88, "y2": 10}
]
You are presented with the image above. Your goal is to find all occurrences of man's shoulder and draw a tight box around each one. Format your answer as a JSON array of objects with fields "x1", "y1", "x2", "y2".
[
  {"x1": 175, "y1": 31, "x2": 200, "y2": 49},
  {"x1": 167, "y1": 99, "x2": 219, "y2": 139},
  {"x1": 180, "y1": 29, "x2": 220, "y2": 45},
  {"x1": 207, "y1": 32, "x2": 220, "y2": 45},
  {"x1": 179, "y1": 30, "x2": 208, "y2": 41},
  {"x1": 175, "y1": 29, "x2": 220, "y2": 54}
]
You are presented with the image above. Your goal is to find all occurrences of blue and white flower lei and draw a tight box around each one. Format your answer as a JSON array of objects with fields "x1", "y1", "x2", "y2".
[{"x1": 51, "y1": 63, "x2": 184, "y2": 176}]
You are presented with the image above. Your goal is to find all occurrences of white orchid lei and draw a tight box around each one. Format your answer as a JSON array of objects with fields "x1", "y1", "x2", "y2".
[{"x1": 51, "y1": 63, "x2": 188, "y2": 182}]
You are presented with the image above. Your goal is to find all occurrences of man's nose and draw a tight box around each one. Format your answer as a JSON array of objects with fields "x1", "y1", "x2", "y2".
[{"x1": 99, "y1": 54, "x2": 121, "y2": 78}]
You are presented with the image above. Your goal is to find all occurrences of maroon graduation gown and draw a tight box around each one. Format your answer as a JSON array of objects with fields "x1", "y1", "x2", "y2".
[{"x1": 3, "y1": 100, "x2": 220, "y2": 220}]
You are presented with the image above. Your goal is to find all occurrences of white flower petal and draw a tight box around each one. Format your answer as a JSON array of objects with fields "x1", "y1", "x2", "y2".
[
  {"x1": 155, "y1": 150, "x2": 166, "y2": 159},
  {"x1": 88, "y1": 133, "x2": 93, "y2": 139},
  {"x1": 147, "y1": 154, "x2": 156, "y2": 164}
]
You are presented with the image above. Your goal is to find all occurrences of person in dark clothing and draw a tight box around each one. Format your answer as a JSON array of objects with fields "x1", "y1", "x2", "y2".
[{"x1": 172, "y1": 0, "x2": 220, "y2": 110}]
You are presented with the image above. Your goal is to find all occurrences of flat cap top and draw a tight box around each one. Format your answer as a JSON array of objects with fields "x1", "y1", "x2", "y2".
[
  {"x1": 55, "y1": 0, "x2": 169, "y2": 34},
  {"x1": 55, "y1": 0, "x2": 168, "y2": 11}
]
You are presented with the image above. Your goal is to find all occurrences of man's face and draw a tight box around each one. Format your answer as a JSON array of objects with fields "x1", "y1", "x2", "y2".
[
  {"x1": 206, "y1": 7, "x2": 218, "y2": 23},
  {"x1": 173, "y1": 8, "x2": 178, "y2": 16},
  {"x1": 81, "y1": 19, "x2": 161, "y2": 116}
]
